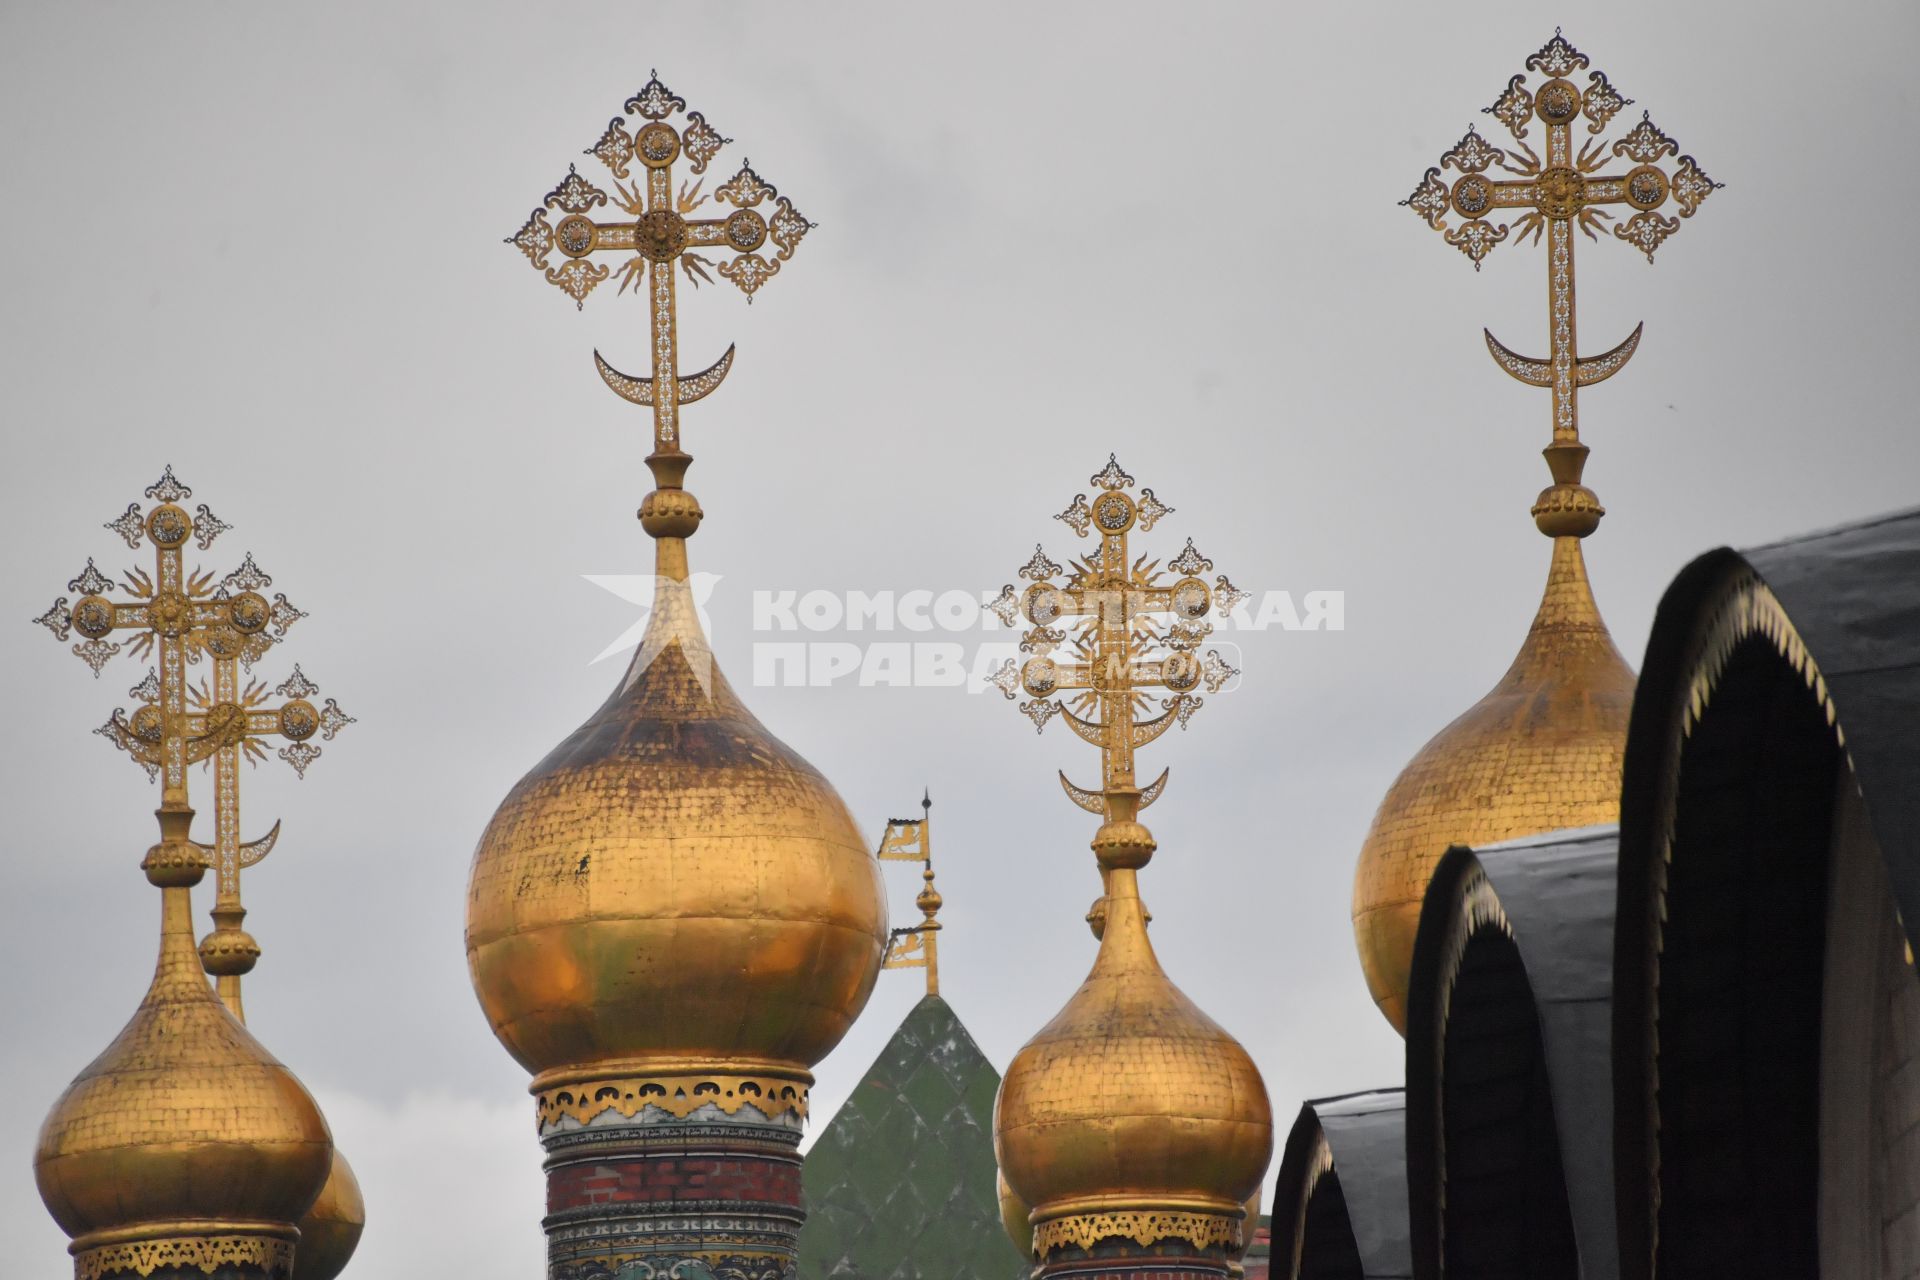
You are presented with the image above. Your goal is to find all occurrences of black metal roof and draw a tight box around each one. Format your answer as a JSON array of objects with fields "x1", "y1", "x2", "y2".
[
  {"x1": 1612, "y1": 505, "x2": 1920, "y2": 1280},
  {"x1": 1271, "y1": 1088, "x2": 1411, "y2": 1280},
  {"x1": 1405, "y1": 826, "x2": 1620, "y2": 1280},
  {"x1": 1742, "y1": 507, "x2": 1920, "y2": 941}
]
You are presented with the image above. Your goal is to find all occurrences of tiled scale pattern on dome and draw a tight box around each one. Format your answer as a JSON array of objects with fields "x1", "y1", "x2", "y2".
[{"x1": 1351, "y1": 536, "x2": 1633, "y2": 1032}]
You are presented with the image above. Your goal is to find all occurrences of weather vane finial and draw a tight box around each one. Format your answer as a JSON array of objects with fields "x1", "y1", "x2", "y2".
[
  {"x1": 987, "y1": 456, "x2": 1245, "y2": 828},
  {"x1": 506, "y1": 72, "x2": 815, "y2": 494},
  {"x1": 878, "y1": 794, "x2": 944, "y2": 997},
  {"x1": 1402, "y1": 31, "x2": 1721, "y2": 538}
]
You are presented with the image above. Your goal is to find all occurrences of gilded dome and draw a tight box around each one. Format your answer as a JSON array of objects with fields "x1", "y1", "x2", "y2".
[
  {"x1": 36, "y1": 830, "x2": 332, "y2": 1257},
  {"x1": 998, "y1": 1171, "x2": 1034, "y2": 1256},
  {"x1": 996, "y1": 856, "x2": 1273, "y2": 1239},
  {"x1": 290, "y1": 1149, "x2": 365, "y2": 1280},
  {"x1": 467, "y1": 549, "x2": 888, "y2": 1086},
  {"x1": 1352, "y1": 534, "x2": 1633, "y2": 1033}
]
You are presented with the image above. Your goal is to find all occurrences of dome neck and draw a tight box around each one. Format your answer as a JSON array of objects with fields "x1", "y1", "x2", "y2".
[
  {"x1": 1089, "y1": 866, "x2": 1163, "y2": 980},
  {"x1": 1488, "y1": 534, "x2": 1633, "y2": 696},
  {"x1": 1528, "y1": 535, "x2": 1611, "y2": 638},
  {"x1": 608, "y1": 452, "x2": 727, "y2": 707},
  {"x1": 142, "y1": 804, "x2": 219, "y2": 1007},
  {"x1": 153, "y1": 884, "x2": 209, "y2": 1000},
  {"x1": 654, "y1": 531, "x2": 689, "y2": 582}
]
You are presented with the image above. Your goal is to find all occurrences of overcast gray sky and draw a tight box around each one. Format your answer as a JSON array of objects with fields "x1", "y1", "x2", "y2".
[{"x1": 4, "y1": 1, "x2": 1917, "y2": 1274}]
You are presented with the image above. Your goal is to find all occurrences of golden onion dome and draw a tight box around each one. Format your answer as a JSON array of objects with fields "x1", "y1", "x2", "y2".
[
  {"x1": 1352, "y1": 529, "x2": 1634, "y2": 1034},
  {"x1": 998, "y1": 1170, "x2": 1034, "y2": 1257},
  {"x1": 290, "y1": 1148, "x2": 365, "y2": 1280},
  {"x1": 996, "y1": 822, "x2": 1272, "y2": 1248},
  {"x1": 36, "y1": 817, "x2": 332, "y2": 1261},
  {"x1": 466, "y1": 467, "x2": 888, "y2": 1088}
]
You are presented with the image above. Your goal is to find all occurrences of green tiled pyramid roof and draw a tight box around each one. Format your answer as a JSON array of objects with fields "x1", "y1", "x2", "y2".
[{"x1": 801, "y1": 995, "x2": 1029, "y2": 1279}]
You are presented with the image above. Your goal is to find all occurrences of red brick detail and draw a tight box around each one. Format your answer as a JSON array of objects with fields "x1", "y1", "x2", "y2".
[
  {"x1": 547, "y1": 1153, "x2": 802, "y2": 1215},
  {"x1": 1039, "y1": 1262, "x2": 1227, "y2": 1280}
]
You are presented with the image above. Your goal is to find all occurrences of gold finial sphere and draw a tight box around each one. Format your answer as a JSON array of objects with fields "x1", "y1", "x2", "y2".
[
  {"x1": 916, "y1": 875, "x2": 943, "y2": 917},
  {"x1": 200, "y1": 905, "x2": 261, "y2": 978},
  {"x1": 143, "y1": 810, "x2": 207, "y2": 889},
  {"x1": 1532, "y1": 441, "x2": 1604, "y2": 538},
  {"x1": 1091, "y1": 818, "x2": 1156, "y2": 871},
  {"x1": 639, "y1": 487, "x2": 704, "y2": 539}
]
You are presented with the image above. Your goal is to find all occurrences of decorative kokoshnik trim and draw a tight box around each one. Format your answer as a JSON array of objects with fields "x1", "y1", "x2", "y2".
[
  {"x1": 536, "y1": 1072, "x2": 810, "y2": 1130},
  {"x1": 1032, "y1": 1208, "x2": 1241, "y2": 1256},
  {"x1": 74, "y1": 1233, "x2": 294, "y2": 1280}
]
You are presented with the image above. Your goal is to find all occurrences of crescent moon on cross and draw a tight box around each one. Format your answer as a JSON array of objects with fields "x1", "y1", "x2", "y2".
[
  {"x1": 191, "y1": 818, "x2": 282, "y2": 868},
  {"x1": 1483, "y1": 322, "x2": 1643, "y2": 389},
  {"x1": 593, "y1": 343, "x2": 737, "y2": 408},
  {"x1": 1059, "y1": 766, "x2": 1170, "y2": 815}
]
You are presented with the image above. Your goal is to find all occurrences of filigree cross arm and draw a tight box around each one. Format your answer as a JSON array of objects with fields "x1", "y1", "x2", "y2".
[
  {"x1": 177, "y1": 662, "x2": 354, "y2": 783},
  {"x1": 989, "y1": 456, "x2": 1242, "y2": 814},
  {"x1": 36, "y1": 468, "x2": 289, "y2": 803}
]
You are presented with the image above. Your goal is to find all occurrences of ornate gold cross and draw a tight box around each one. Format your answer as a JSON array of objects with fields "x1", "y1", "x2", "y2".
[
  {"x1": 1403, "y1": 30, "x2": 1721, "y2": 525},
  {"x1": 878, "y1": 793, "x2": 944, "y2": 997},
  {"x1": 33, "y1": 468, "x2": 299, "y2": 809},
  {"x1": 988, "y1": 456, "x2": 1245, "y2": 817},
  {"x1": 506, "y1": 73, "x2": 814, "y2": 464},
  {"x1": 36, "y1": 468, "x2": 351, "y2": 1017}
]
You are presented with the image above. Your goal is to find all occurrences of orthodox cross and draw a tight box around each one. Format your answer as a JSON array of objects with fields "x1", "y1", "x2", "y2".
[
  {"x1": 1402, "y1": 31, "x2": 1720, "y2": 530},
  {"x1": 177, "y1": 651, "x2": 352, "y2": 1018},
  {"x1": 878, "y1": 792, "x2": 943, "y2": 997},
  {"x1": 506, "y1": 73, "x2": 815, "y2": 466},
  {"x1": 988, "y1": 456, "x2": 1245, "y2": 818},
  {"x1": 35, "y1": 467, "x2": 351, "y2": 1018},
  {"x1": 33, "y1": 467, "x2": 298, "y2": 811}
]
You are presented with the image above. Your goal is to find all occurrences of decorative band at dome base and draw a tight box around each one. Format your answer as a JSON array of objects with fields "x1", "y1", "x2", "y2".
[
  {"x1": 534, "y1": 1066, "x2": 811, "y2": 1133},
  {"x1": 71, "y1": 1222, "x2": 297, "y2": 1280},
  {"x1": 1033, "y1": 1206, "x2": 1243, "y2": 1256},
  {"x1": 1029, "y1": 1219, "x2": 1238, "y2": 1280}
]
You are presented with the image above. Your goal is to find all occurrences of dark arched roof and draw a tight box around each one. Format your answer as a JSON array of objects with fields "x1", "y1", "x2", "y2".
[
  {"x1": 1405, "y1": 827, "x2": 1619, "y2": 1280},
  {"x1": 1271, "y1": 1090, "x2": 1411, "y2": 1280},
  {"x1": 1613, "y1": 506, "x2": 1920, "y2": 1280}
]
